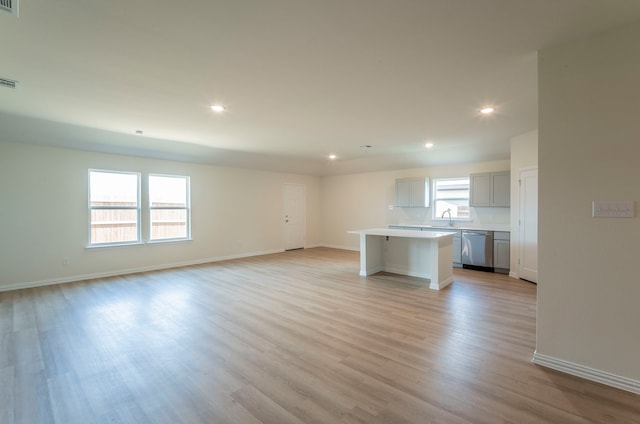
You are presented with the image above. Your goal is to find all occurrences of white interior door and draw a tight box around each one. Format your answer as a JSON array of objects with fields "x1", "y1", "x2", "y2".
[
  {"x1": 284, "y1": 183, "x2": 306, "y2": 250},
  {"x1": 518, "y1": 168, "x2": 538, "y2": 283}
]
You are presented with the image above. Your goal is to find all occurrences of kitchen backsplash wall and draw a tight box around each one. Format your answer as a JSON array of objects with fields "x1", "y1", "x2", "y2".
[{"x1": 388, "y1": 203, "x2": 510, "y2": 229}]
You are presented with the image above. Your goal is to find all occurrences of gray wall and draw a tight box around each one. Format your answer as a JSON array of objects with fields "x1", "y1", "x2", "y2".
[
  {"x1": 0, "y1": 142, "x2": 321, "y2": 290},
  {"x1": 537, "y1": 20, "x2": 640, "y2": 383}
]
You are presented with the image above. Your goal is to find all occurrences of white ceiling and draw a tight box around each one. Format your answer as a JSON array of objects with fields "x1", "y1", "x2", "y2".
[{"x1": 2, "y1": 1, "x2": 640, "y2": 176}]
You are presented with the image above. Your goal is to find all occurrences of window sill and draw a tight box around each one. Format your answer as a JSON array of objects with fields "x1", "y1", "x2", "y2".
[
  {"x1": 147, "y1": 238, "x2": 193, "y2": 245},
  {"x1": 86, "y1": 241, "x2": 144, "y2": 249},
  {"x1": 86, "y1": 238, "x2": 192, "y2": 249}
]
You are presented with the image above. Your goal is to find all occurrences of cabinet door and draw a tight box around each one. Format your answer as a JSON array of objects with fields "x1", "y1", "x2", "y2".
[
  {"x1": 395, "y1": 179, "x2": 411, "y2": 207},
  {"x1": 396, "y1": 177, "x2": 428, "y2": 207},
  {"x1": 491, "y1": 172, "x2": 510, "y2": 207},
  {"x1": 493, "y1": 239, "x2": 510, "y2": 270},
  {"x1": 452, "y1": 235, "x2": 462, "y2": 265},
  {"x1": 409, "y1": 177, "x2": 428, "y2": 207},
  {"x1": 470, "y1": 173, "x2": 491, "y2": 206}
]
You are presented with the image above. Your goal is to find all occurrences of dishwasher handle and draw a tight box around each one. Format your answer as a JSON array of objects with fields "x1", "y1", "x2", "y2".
[{"x1": 462, "y1": 230, "x2": 493, "y2": 236}]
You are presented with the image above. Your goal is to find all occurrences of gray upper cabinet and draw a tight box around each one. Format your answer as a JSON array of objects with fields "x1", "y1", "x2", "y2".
[
  {"x1": 469, "y1": 172, "x2": 510, "y2": 207},
  {"x1": 395, "y1": 177, "x2": 429, "y2": 207},
  {"x1": 470, "y1": 173, "x2": 491, "y2": 206},
  {"x1": 396, "y1": 179, "x2": 411, "y2": 207},
  {"x1": 490, "y1": 172, "x2": 510, "y2": 206}
]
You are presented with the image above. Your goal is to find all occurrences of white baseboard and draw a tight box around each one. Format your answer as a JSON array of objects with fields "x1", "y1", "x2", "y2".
[
  {"x1": 383, "y1": 265, "x2": 431, "y2": 280},
  {"x1": 532, "y1": 351, "x2": 640, "y2": 394},
  {"x1": 509, "y1": 271, "x2": 519, "y2": 279},
  {"x1": 1, "y1": 249, "x2": 285, "y2": 293},
  {"x1": 430, "y1": 275, "x2": 454, "y2": 291},
  {"x1": 320, "y1": 244, "x2": 359, "y2": 252}
]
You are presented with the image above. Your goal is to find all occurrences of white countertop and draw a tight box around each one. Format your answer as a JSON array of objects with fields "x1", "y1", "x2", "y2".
[
  {"x1": 348, "y1": 228, "x2": 456, "y2": 239},
  {"x1": 390, "y1": 224, "x2": 510, "y2": 232}
]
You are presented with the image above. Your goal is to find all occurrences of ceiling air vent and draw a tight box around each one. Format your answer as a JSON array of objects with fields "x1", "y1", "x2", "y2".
[
  {"x1": 0, "y1": 78, "x2": 18, "y2": 89},
  {"x1": 0, "y1": 0, "x2": 17, "y2": 15}
]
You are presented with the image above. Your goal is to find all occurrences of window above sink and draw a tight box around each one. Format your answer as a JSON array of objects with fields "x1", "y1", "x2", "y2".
[{"x1": 432, "y1": 177, "x2": 470, "y2": 221}]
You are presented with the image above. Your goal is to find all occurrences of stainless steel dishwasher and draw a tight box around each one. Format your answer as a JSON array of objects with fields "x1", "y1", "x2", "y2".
[{"x1": 461, "y1": 230, "x2": 494, "y2": 271}]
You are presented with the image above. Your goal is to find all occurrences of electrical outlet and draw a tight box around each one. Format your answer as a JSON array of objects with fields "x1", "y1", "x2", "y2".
[
  {"x1": 592, "y1": 201, "x2": 634, "y2": 218},
  {"x1": 63, "y1": 257, "x2": 70, "y2": 265}
]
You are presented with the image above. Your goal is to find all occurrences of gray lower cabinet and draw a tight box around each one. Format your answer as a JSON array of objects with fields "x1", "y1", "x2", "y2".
[
  {"x1": 452, "y1": 231, "x2": 462, "y2": 268},
  {"x1": 493, "y1": 231, "x2": 510, "y2": 273}
]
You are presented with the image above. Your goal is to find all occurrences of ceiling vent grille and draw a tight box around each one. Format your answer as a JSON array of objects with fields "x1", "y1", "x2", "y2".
[
  {"x1": 0, "y1": 78, "x2": 18, "y2": 89},
  {"x1": 0, "y1": 0, "x2": 17, "y2": 15}
]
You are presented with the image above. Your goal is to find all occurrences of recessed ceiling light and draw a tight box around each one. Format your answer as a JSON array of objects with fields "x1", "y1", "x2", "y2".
[
  {"x1": 210, "y1": 105, "x2": 225, "y2": 113},
  {"x1": 480, "y1": 107, "x2": 495, "y2": 114},
  {"x1": 329, "y1": 154, "x2": 337, "y2": 160},
  {"x1": 425, "y1": 142, "x2": 434, "y2": 149}
]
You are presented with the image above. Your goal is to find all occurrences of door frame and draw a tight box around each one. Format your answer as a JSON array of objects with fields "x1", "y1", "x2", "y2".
[
  {"x1": 283, "y1": 183, "x2": 307, "y2": 251},
  {"x1": 517, "y1": 166, "x2": 538, "y2": 283}
]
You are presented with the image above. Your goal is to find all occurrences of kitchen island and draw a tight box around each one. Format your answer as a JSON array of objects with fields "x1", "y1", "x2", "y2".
[{"x1": 348, "y1": 228, "x2": 455, "y2": 290}]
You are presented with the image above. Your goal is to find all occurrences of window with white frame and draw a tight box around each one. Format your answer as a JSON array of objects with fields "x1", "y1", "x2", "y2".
[
  {"x1": 89, "y1": 170, "x2": 141, "y2": 245},
  {"x1": 149, "y1": 174, "x2": 190, "y2": 241},
  {"x1": 433, "y1": 177, "x2": 470, "y2": 220}
]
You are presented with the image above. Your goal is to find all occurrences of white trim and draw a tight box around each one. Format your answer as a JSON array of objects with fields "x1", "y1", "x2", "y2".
[
  {"x1": 86, "y1": 241, "x2": 145, "y2": 249},
  {"x1": 383, "y1": 266, "x2": 430, "y2": 280},
  {"x1": 359, "y1": 266, "x2": 383, "y2": 277},
  {"x1": 148, "y1": 173, "x2": 191, "y2": 242},
  {"x1": 0, "y1": 249, "x2": 284, "y2": 293},
  {"x1": 517, "y1": 167, "x2": 538, "y2": 283},
  {"x1": 146, "y1": 238, "x2": 193, "y2": 245},
  {"x1": 430, "y1": 275, "x2": 454, "y2": 290},
  {"x1": 321, "y1": 244, "x2": 359, "y2": 252},
  {"x1": 432, "y1": 176, "x2": 471, "y2": 220},
  {"x1": 88, "y1": 169, "x2": 142, "y2": 246},
  {"x1": 303, "y1": 243, "x2": 322, "y2": 249},
  {"x1": 509, "y1": 271, "x2": 519, "y2": 279},
  {"x1": 532, "y1": 351, "x2": 640, "y2": 394}
]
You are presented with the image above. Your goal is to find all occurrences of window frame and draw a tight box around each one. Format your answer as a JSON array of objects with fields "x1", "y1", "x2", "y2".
[
  {"x1": 88, "y1": 169, "x2": 142, "y2": 247},
  {"x1": 148, "y1": 173, "x2": 191, "y2": 243},
  {"x1": 432, "y1": 176, "x2": 471, "y2": 221}
]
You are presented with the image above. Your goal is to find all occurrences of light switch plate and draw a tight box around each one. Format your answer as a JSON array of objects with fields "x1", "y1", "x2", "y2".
[{"x1": 592, "y1": 201, "x2": 634, "y2": 218}]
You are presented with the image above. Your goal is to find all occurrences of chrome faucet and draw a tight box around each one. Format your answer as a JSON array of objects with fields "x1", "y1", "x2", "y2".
[{"x1": 441, "y1": 208, "x2": 453, "y2": 226}]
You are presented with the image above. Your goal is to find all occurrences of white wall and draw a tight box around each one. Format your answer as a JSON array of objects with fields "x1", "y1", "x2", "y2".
[
  {"x1": 321, "y1": 160, "x2": 510, "y2": 250},
  {"x1": 0, "y1": 141, "x2": 321, "y2": 290},
  {"x1": 509, "y1": 129, "x2": 538, "y2": 275},
  {"x1": 537, "y1": 20, "x2": 640, "y2": 386}
]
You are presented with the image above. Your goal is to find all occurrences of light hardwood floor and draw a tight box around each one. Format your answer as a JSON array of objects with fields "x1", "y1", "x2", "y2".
[{"x1": 1, "y1": 247, "x2": 638, "y2": 423}]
